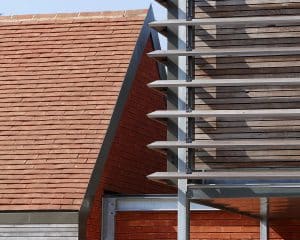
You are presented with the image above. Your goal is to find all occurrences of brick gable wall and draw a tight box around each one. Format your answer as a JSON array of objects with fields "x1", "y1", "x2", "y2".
[{"x1": 85, "y1": 38, "x2": 175, "y2": 240}]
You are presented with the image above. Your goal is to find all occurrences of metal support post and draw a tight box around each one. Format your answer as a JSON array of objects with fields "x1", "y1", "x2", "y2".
[
  {"x1": 177, "y1": 0, "x2": 190, "y2": 239},
  {"x1": 101, "y1": 198, "x2": 116, "y2": 240},
  {"x1": 187, "y1": 0, "x2": 194, "y2": 21},
  {"x1": 260, "y1": 198, "x2": 269, "y2": 240},
  {"x1": 186, "y1": 0, "x2": 195, "y2": 174}
]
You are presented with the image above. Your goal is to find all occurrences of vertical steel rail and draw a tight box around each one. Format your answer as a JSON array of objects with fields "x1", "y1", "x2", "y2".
[
  {"x1": 260, "y1": 198, "x2": 269, "y2": 240},
  {"x1": 186, "y1": 0, "x2": 195, "y2": 174},
  {"x1": 177, "y1": 0, "x2": 190, "y2": 239},
  {"x1": 101, "y1": 198, "x2": 116, "y2": 240}
]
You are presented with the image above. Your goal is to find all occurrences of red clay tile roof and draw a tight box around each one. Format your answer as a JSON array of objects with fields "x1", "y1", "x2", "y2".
[{"x1": 0, "y1": 10, "x2": 147, "y2": 210}]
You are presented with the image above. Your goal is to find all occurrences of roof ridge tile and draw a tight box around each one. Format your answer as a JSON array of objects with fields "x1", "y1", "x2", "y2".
[{"x1": 0, "y1": 9, "x2": 147, "y2": 22}]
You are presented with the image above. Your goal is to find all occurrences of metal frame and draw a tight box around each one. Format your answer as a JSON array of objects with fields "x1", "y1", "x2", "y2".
[
  {"x1": 176, "y1": 0, "x2": 189, "y2": 239},
  {"x1": 102, "y1": 198, "x2": 116, "y2": 240},
  {"x1": 150, "y1": 16, "x2": 300, "y2": 34},
  {"x1": 148, "y1": 78, "x2": 300, "y2": 88},
  {"x1": 148, "y1": 139, "x2": 300, "y2": 149},
  {"x1": 147, "y1": 1, "x2": 300, "y2": 240},
  {"x1": 148, "y1": 171, "x2": 300, "y2": 180},
  {"x1": 101, "y1": 195, "x2": 218, "y2": 240},
  {"x1": 260, "y1": 198, "x2": 269, "y2": 240},
  {"x1": 189, "y1": 184, "x2": 300, "y2": 199},
  {"x1": 148, "y1": 47, "x2": 300, "y2": 61},
  {"x1": 148, "y1": 109, "x2": 300, "y2": 118}
]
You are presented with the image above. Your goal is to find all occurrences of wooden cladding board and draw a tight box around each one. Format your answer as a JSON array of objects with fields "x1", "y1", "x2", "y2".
[
  {"x1": 0, "y1": 224, "x2": 78, "y2": 240},
  {"x1": 195, "y1": 0, "x2": 300, "y2": 18},
  {"x1": 193, "y1": 0, "x2": 300, "y2": 170}
]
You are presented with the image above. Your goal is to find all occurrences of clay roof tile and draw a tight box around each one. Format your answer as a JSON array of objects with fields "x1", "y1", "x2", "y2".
[{"x1": 0, "y1": 9, "x2": 147, "y2": 210}]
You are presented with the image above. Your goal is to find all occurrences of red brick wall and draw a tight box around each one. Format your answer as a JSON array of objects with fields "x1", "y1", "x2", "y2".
[
  {"x1": 85, "y1": 38, "x2": 174, "y2": 239},
  {"x1": 115, "y1": 211, "x2": 300, "y2": 240},
  {"x1": 271, "y1": 219, "x2": 300, "y2": 240}
]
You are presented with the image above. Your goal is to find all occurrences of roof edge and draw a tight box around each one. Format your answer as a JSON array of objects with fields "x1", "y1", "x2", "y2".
[
  {"x1": 78, "y1": 7, "x2": 155, "y2": 240},
  {"x1": 0, "y1": 9, "x2": 147, "y2": 22}
]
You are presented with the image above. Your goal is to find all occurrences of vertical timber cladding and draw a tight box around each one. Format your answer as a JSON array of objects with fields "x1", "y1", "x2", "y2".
[{"x1": 193, "y1": 0, "x2": 300, "y2": 170}]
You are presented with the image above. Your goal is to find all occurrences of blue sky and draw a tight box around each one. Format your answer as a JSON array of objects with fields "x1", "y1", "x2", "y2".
[{"x1": 1, "y1": 0, "x2": 166, "y2": 19}]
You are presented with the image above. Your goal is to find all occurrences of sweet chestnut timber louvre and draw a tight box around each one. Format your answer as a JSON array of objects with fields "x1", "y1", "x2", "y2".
[{"x1": 147, "y1": 1, "x2": 300, "y2": 240}]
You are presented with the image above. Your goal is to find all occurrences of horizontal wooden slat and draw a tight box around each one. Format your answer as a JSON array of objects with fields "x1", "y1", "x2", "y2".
[
  {"x1": 195, "y1": 2, "x2": 300, "y2": 18},
  {"x1": 195, "y1": 0, "x2": 300, "y2": 7},
  {"x1": 0, "y1": 224, "x2": 78, "y2": 239},
  {"x1": 195, "y1": 129, "x2": 300, "y2": 139},
  {"x1": 195, "y1": 86, "x2": 300, "y2": 94},
  {"x1": 196, "y1": 118, "x2": 300, "y2": 127}
]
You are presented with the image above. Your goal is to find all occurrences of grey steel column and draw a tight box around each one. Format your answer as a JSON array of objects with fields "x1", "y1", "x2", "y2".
[
  {"x1": 177, "y1": 0, "x2": 190, "y2": 239},
  {"x1": 260, "y1": 198, "x2": 269, "y2": 240},
  {"x1": 101, "y1": 198, "x2": 116, "y2": 240},
  {"x1": 166, "y1": 0, "x2": 190, "y2": 239}
]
